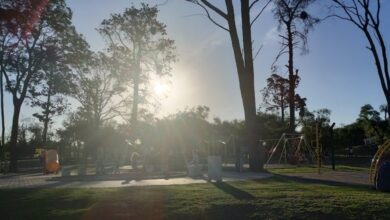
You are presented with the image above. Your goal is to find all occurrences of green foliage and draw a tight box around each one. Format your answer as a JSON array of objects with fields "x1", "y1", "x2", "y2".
[
  {"x1": 357, "y1": 104, "x2": 382, "y2": 138},
  {"x1": 261, "y1": 73, "x2": 306, "y2": 122},
  {"x1": 0, "y1": 0, "x2": 88, "y2": 167},
  {"x1": 1, "y1": 0, "x2": 80, "y2": 101},
  {"x1": 98, "y1": 3, "x2": 176, "y2": 123},
  {"x1": 332, "y1": 104, "x2": 389, "y2": 154},
  {"x1": 72, "y1": 52, "x2": 125, "y2": 128},
  {"x1": 256, "y1": 111, "x2": 286, "y2": 139},
  {"x1": 334, "y1": 123, "x2": 365, "y2": 151}
]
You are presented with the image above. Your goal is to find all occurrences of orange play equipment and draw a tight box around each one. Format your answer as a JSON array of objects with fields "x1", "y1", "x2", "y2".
[{"x1": 44, "y1": 150, "x2": 60, "y2": 173}]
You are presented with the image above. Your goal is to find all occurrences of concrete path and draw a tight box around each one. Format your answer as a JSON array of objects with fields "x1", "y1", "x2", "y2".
[{"x1": 0, "y1": 171, "x2": 272, "y2": 189}]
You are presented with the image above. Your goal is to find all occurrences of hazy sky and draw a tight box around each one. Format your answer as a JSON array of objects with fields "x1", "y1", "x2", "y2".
[{"x1": 3, "y1": 0, "x2": 390, "y2": 131}]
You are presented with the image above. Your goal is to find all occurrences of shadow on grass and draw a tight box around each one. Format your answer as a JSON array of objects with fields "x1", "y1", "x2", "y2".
[
  {"x1": 270, "y1": 173, "x2": 372, "y2": 191},
  {"x1": 0, "y1": 188, "x2": 92, "y2": 219},
  {"x1": 212, "y1": 181, "x2": 255, "y2": 200}
]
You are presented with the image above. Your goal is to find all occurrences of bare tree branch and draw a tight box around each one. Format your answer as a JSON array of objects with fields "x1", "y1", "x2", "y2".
[
  {"x1": 251, "y1": 0, "x2": 272, "y2": 26},
  {"x1": 199, "y1": 0, "x2": 228, "y2": 19},
  {"x1": 188, "y1": 0, "x2": 229, "y2": 31}
]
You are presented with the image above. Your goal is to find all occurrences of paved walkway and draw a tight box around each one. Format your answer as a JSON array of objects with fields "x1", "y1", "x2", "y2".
[{"x1": 0, "y1": 171, "x2": 272, "y2": 189}]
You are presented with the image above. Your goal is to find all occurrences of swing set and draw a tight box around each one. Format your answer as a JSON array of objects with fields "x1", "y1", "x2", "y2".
[{"x1": 263, "y1": 133, "x2": 316, "y2": 167}]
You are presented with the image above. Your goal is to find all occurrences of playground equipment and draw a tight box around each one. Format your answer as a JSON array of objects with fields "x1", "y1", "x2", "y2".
[
  {"x1": 369, "y1": 139, "x2": 390, "y2": 189},
  {"x1": 201, "y1": 136, "x2": 235, "y2": 180},
  {"x1": 202, "y1": 135, "x2": 237, "y2": 160},
  {"x1": 44, "y1": 149, "x2": 60, "y2": 174},
  {"x1": 264, "y1": 133, "x2": 315, "y2": 167},
  {"x1": 208, "y1": 155, "x2": 222, "y2": 182}
]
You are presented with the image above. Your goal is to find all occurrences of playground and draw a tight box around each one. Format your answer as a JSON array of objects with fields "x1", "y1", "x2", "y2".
[
  {"x1": 2, "y1": 131, "x2": 389, "y2": 190},
  {"x1": 3, "y1": 130, "x2": 390, "y2": 219},
  {"x1": 0, "y1": 131, "x2": 388, "y2": 219},
  {"x1": 2, "y1": 132, "x2": 390, "y2": 219}
]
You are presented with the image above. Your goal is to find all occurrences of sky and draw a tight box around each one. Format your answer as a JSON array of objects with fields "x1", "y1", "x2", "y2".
[{"x1": 3, "y1": 0, "x2": 390, "y2": 133}]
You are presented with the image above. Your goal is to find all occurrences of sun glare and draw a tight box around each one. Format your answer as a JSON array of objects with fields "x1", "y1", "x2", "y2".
[{"x1": 153, "y1": 82, "x2": 169, "y2": 96}]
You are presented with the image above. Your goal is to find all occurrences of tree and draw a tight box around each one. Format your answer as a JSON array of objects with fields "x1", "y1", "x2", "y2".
[
  {"x1": 73, "y1": 53, "x2": 124, "y2": 129},
  {"x1": 295, "y1": 94, "x2": 307, "y2": 119},
  {"x1": 71, "y1": 52, "x2": 126, "y2": 160},
  {"x1": 357, "y1": 104, "x2": 381, "y2": 138},
  {"x1": 31, "y1": 39, "x2": 88, "y2": 147},
  {"x1": 187, "y1": 0, "x2": 272, "y2": 171},
  {"x1": 262, "y1": 73, "x2": 289, "y2": 121},
  {"x1": 27, "y1": 123, "x2": 43, "y2": 148},
  {"x1": 0, "y1": 0, "x2": 83, "y2": 171},
  {"x1": 31, "y1": 70, "x2": 69, "y2": 147},
  {"x1": 359, "y1": 104, "x2": 380, "y2": 122},
  {"x1": 272, "y1": 0, "x2": 319, "y2": 132},
  {"x1": 380, "y1": 104, "x2": 388, "y2": 120},
  {"x1": 314, "y1": 108, "x2": 332, "y2": 126},
  {"x1": 0, "y1": 1, "x2": 24, "y2": 159},
  {"x1": 261, "y1": 72, "x2": 306, "y2": 122},
  {"x1": 98, "y1": 4, "x2": 176, "y2": 140},
  {"x1": 57, "y1": 113, "x2": 89, "y2": 163},
  {"x1": 0, "y1": 39, "x2": 5, "y2": 157},
  {"x1": 332, "y1": 0, "x2": 390, "y2": 123},
  {"x1": 300, "y1": 108, "x2": 331, "y2": 147},
  {"x1": 72, "y1": 52, "x2": 124, "y2": 129}
]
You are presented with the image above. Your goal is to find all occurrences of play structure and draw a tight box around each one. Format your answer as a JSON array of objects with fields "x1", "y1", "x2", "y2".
[
  {"x1": 203, "y1": 135, "x2": 248, "y2": 172},
  {"x1": 202, "y1": 135, "x2": 237, "y2": 161},
  {"x1": 263, "y1": 133, "x2": 316, "y2": 167},
  {"x1": 369, "y1": 139, "x2": 390, "y2": 191},
  {"x1": 43, "y1": 149, "x2": 60, "y2": 174}
]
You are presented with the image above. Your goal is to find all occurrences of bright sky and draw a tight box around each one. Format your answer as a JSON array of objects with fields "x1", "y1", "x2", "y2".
[{"x1": 3, "y1": 0, "x2": 390, "y2": 132}]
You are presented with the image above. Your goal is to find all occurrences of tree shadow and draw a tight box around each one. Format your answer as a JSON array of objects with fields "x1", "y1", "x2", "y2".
[
  {"x1": 271, "y1": 173, "x2": 371, "y2": 190},
  {"x1": 212, "y1": 181, "x2": 254, "y2": 200}
]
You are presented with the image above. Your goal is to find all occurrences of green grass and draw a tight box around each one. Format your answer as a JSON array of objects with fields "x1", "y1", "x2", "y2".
[
  {"x1": 267, "y1": 164, "x2": 369, "y2": 174},
  {"x1": 1, "y1": 176, "x2": 389, "y2": 220}
]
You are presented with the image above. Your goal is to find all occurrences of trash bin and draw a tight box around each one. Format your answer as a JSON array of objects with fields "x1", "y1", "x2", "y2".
[
  {"x1": 187, "y1": 164, "x2": 201, "y2": 177},
  {"x1": 208, "y1": 156, "x2": 222, "y2": 182},
  {"x1": 78, "y1": 164, "x2": 86, "y2": 176},
  {"x1": 61, "y1": 167, "x2": 71, "y2": 177}
]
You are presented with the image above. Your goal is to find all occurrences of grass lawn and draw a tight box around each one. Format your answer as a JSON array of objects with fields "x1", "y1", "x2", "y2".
[{"x1": 1, "y1": 175, "x2": 389, "y2": 220}]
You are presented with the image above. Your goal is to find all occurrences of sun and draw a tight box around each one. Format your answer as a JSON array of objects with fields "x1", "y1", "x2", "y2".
[{"x1": 153, "y1": 82, "x2": 169, "y2": 96}]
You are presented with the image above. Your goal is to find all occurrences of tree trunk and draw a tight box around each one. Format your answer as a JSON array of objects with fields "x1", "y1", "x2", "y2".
[
  {"x1": 287, "y1": 24, "x2": 296, "y2": 133},
  {"x1": 242, "y1": 0, "x2": 263, "y2": 171},
  {"x1": 130, "y1": 65, "x2": 140, "y2": 137},
  {"x1": 130, "y1": 43, "x2": 142, "y2": 139},
  {"x1": 281, "y1": 87, "x2": 285, "y2": 122},
  {"x1": 0, "y1": 72, "x2": 4, "y2": 157},
  {"x1": 224, "y1": 0, "x2": 263, "y2": 171},
  {"x1": 42, "y1": 84, "x2": 52, "y2": 147},
  {"x1": 239, "y1": 73, "x2": 262, "y2": 171},
  {"x1": 9, "y1": 99, "x2": 22, "y2": 172},
  {"x1": 386, "y1": 95, "x2": 390, "y2": 124}
]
